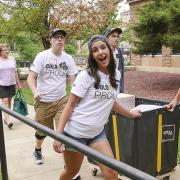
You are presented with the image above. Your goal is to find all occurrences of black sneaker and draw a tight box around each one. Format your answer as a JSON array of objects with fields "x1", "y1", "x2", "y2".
[
  {"x1": 33, "y1": 150, "x2": 44, "y2": 165},
  {"x1": 4, "y1": 119, "x2": 13, "y2": 129},
  {"x1": 7, "y1": 122, "x2": 13, "y2": 129}
]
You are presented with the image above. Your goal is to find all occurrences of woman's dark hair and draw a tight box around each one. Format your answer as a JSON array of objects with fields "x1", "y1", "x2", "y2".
[{"x1": 87, "y1": 41, "x2": 118, "y2": 89}]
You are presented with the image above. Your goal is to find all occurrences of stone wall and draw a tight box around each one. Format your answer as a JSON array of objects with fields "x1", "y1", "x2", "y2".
[
  {"x1": 140, "y1": 55, "x2": 180, "y2": 68},
  {"x1": 161, "y1": 46, "x2": 172, "y2": 67}
]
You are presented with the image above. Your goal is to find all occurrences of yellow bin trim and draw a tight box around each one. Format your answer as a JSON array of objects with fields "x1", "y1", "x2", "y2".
[
  {"x1": 112, "y1": 114, "x2": 120, "y2": 160},
  {"x1": 157, "y1": 113, "x2": 162, "y2": 172}
]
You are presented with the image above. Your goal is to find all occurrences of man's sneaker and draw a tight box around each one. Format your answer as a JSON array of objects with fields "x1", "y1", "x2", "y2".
[
  {"x1": 72, "y1": 173, "x2": 81, "y2": 180},
  {"x1": 3, "y1": 119, "x2": 13, "y2": 129},
  {"x1": 33, "y1": 150, "x2": 44, "y2": 165},
  {"x1": 7, "y1": 122, "x2": 13, "y2": 129}
]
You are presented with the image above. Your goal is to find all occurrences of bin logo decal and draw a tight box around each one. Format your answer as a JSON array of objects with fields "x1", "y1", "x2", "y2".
[{"x1": 162, "y1": 124, "x2": 175, "y2": 142}]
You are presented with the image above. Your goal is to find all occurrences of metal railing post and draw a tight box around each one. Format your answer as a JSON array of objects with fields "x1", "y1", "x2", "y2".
[{"x1": 0, "y1": 110, "x2": 8, "y2": 180}]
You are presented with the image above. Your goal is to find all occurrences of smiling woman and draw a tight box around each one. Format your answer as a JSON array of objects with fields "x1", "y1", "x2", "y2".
[
  {"x1": 91, "y1": 41, "x2": 111, "y2": 74},
  {"x1": 53, "y1": 35, "x2": 141, "y2": 180}
]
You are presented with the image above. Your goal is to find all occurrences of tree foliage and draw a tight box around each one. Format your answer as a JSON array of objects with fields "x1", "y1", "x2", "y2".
[
  {"x1": 64, "y1": 43, "x2": 77, "y2": 55},
  {"x1": 0, "y1": 0, "x2": 121, "y2": 49},
  {"x1": 132, "y1": 0, "x2": 180, "y2": 54},
  {"x1": 14, "y1": 32, "x2": 43, "y2": 61}
]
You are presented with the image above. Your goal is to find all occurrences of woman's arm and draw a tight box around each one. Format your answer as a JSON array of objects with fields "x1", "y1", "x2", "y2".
[
  {"x1": 166, "y1": 88, "x2": 180, "y2": 111},
  {"x1": 112, "y1": 101, "x2": 141, "y2": 118},
  {"x1": 53, "y1": 93, "x2": 80, "y2": 153},
  {"x1": 15, "y1": 72, "x2": 22, "y2": 88}
]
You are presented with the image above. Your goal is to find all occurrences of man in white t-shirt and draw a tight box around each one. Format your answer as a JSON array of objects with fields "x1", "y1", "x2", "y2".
[
  {"x1": 27, "y1": 28, "x2": 78, "y2": 165},
  {"x1": 104, "y1": 27, "x2": 124, "y2": 93}
]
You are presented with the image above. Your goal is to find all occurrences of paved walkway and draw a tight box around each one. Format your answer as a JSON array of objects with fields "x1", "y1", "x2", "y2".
[{"x1": 3, "y1": 105, "x2": 180, "y2": 180}]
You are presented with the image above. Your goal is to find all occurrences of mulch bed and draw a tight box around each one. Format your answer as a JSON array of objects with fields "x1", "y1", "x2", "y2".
[
  {"x1": 124, "y1": 70, "x2": 180, "y2": 102},
  {"x1": 22, "y1": 70, "x2": 180, "y2": 103}
]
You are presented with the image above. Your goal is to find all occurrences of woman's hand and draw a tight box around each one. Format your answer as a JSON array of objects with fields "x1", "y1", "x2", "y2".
[
  {"x1": 165, "y1": 88, "x2": 180, "y2": 112},
  {"x1": 112, "y1": 101, "x2": 142, "y2": 119},
  {"x1": 53, "y1": 140, "x2": 65, "y2": 153},
  {"x1": 16, "y1": 82, "x2": 23, "y2": 89},
  {"x1": 165, "y1": 99, "x2": 178, "y2": 112},
  {"x1": 129, "y1": 110, "x2": 142, "y2": 118}
]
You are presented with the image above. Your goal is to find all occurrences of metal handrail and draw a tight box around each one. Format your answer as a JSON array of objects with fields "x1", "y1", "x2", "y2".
[{"x1": 0, "y1": 104, "x2": 157, "y2": 180}]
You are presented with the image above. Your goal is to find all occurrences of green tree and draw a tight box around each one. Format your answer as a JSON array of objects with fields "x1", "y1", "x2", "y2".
[
  {"x1": 14, "y1": 33, "x2": 43, "y2": 61},
  {"x1": 121, "y1": 27, "x2": 131, "y2": 42},
  {"x1": 132, "y1": 0, "x2": 180, "y2": 54},
  {"x1": 64, "y1": 43, "x2": 77, "y2": 55},
  {"x1": 0, "y1": 0, "x2": 58, "y2": 49},
  {"x1": 0, "y1": 0, "x2": 122, "y2": 49}
]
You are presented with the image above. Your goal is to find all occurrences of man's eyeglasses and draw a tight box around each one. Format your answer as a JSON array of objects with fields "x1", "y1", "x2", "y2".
[{"x1": 53, "y1": 35, "x2": 65, "y2": 40}]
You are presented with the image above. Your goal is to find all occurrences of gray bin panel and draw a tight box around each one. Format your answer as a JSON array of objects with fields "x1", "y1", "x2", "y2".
[
  {"x1": 160, "y1": 109, "x2": 179, "y2": 174},
  {"x1": 105, "y1": 98, "x2": 180, "y2": 176},
  {"x1": 135, "y1": 111, "x2": 158, "y2": 176}
]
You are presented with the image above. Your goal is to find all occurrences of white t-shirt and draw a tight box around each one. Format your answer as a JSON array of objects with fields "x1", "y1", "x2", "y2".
[
  {"x1": 64, "y1": 69, "x2": 120, "y2": 138},
  {"x1": 30, "y1": 49, "x2": 78, "y2": 102},
  {"x1": 0, "y1": 56, "x2": 16, "y2": 86}
]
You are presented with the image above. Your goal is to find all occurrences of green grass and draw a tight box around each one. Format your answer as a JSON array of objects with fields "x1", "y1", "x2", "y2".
[
  {"x1": 66, "y1": 84, "x2": 71, "y2": 95},
  {"x1": 21, "y1": 88, "x2": 34, "y2": 105}
]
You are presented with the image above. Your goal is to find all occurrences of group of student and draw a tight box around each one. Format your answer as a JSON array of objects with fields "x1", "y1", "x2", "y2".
[
  {"x1": 0, "y1": 27, "x2": 179, "y2": 180},
  {"x1": 27, "y1": 27, "x2": 132, "y2": 180}
]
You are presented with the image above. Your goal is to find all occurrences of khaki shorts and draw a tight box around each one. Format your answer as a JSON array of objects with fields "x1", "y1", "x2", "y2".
[{"x1": 34, "y1": 96, "x2": 68, "y2": 137}]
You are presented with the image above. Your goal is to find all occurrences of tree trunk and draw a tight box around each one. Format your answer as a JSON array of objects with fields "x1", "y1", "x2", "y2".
[
  {"x1": 42, "y1": 36, "x2": 50, "y2": 49},
  {"x1": 42, "y1": 13, "x2": 51, "y2": 49}
]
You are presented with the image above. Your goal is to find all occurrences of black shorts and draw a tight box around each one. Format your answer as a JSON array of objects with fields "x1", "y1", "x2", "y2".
[{"x1": 0, "y1": 85, "x2": 16, "y2": 98}]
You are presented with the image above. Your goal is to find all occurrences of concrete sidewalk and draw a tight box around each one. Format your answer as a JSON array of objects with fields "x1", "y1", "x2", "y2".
[
  {"x1": 3, "y1": 105, "x2": 104, "y2": 180},
  {"x1": 3, "y1": 105, "x2": 180, "y2": 180}
]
